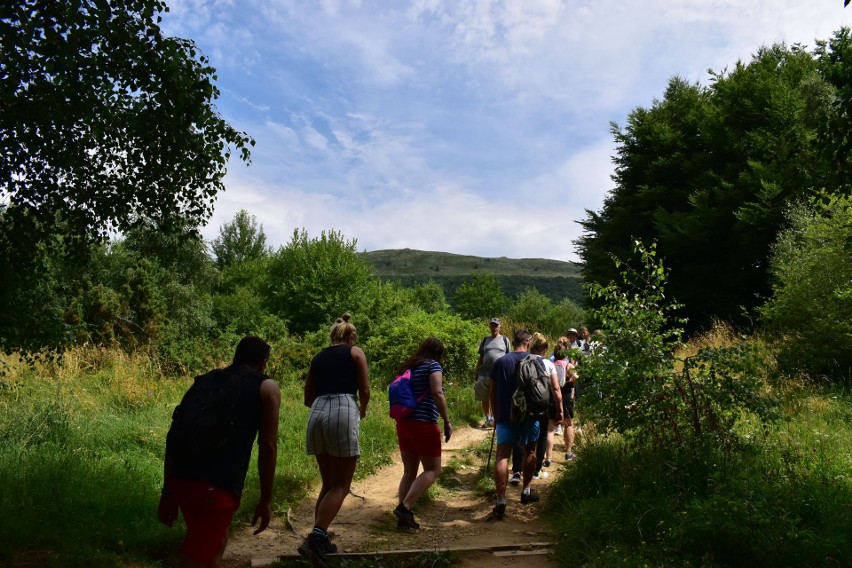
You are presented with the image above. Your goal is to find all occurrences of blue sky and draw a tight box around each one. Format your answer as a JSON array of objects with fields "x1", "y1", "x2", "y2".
[{"x1": 161, "y1": 1, "x2": 848, "y2": 262}]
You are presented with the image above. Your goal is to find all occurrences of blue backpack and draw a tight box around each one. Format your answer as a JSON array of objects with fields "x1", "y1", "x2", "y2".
[{"x1": 388, "y1": 369, "x2": 427, "y2": 420}]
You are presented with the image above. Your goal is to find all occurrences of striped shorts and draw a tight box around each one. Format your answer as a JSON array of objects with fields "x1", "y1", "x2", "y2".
[{"x1": 306, "y1": 393, "x2": 361, "y2": 457}]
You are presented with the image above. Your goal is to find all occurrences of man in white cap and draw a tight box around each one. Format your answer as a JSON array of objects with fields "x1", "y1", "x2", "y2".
[{"x1": 472, "y1": 317, "x2": 510, "y2": 428}]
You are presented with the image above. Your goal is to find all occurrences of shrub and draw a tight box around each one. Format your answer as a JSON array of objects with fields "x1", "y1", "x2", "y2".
[
  {"x1": 758, "y1": 191, "x2": 852, "y2": 381},
  {"x1": 364, "y1": 312, "x2": 481, "y2": 385},
  {"x1": 583, "y1": 241, "x2": 778, "y2": 449}
]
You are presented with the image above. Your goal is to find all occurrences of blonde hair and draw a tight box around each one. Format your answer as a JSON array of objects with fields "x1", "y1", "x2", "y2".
[
  {"x1": 330, "y1": 313, "x2": 357, "y2": 343},
  {"x1": 530, "y1": 332, "x2": 548, "y2": 355}
]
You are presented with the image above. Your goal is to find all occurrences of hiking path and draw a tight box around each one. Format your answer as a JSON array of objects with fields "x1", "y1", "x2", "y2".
[{"x1": 225, "y1": 425, "x2": 568, "y2": 567}]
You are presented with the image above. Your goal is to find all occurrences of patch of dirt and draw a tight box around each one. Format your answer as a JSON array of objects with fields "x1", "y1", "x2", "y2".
[{"x1": 225, "y1": 426, "x2": 568, "y2": 567}]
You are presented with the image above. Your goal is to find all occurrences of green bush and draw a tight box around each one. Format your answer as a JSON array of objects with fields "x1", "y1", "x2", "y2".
[
  {"x1": 583, "y1": 241, "x2": 777, "y2": 449},
  {"x1": 548, "y1": 388, "x2": 852, "y2": 567},
  {"x1": 758, "y1": 191, "x2": 852, "y2": 381},
  {"x1": 364, "y1": 311, "x2": 481, "y2": 385}
]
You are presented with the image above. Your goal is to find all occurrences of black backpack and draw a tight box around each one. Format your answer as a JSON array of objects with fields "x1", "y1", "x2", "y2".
[
  {"x1": 167, "y1": 368, "x2": 242, "y2": 457},
  {"x1": 510, "y1": 355, "x2": 552, "y2": 424}
]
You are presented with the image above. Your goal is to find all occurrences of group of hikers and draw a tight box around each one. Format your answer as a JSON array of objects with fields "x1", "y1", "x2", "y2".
[{"x1": 156, "y1": 314, "x2": 597, "y2": 568}]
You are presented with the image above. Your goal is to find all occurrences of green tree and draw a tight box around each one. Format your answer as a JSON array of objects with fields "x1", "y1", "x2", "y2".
[
  {"x1": 758, "y1": 191, "x2": 852, "y2": 379},
  {"x1": 815, "y1": 27, "x2": 852, "y2": 189},
  {"x1": 578, "y1": 43, "x2": 835, "y2": 330},
  {"x1": 509, "y1": 288, "x2": 553, "y2": 332},
  {"x1": 1, "y1": 0, "x2": 251, "y2": 349},
  {"x1": 364, "y1": 311, "x2": 481, "y2": 382},
  {"x1": 211, "y1": 210, "x2": 269, "y2": 269},
  {"x1": 265, "y1": 229, "x2": 374, "y2": 334},
  {"x1": 410, "y1": 280, "x2": 450, "y2": 314},
  {"x1": 453, "y1": 273, "x2": 509, "y2": 321}
]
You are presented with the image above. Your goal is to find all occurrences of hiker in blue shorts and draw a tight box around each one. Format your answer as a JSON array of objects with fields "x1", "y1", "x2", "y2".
[{"x1": 489, "y1": 330, "x2": 543, "y2": 518}]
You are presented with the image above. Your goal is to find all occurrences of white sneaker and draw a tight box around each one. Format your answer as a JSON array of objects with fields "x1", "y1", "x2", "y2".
[
  {"x1": 554, "y1": 426, "x2": 563, "y2": 436},
  {"x1": 533, "y1": 470, "x2": 548, "y2": 480}
]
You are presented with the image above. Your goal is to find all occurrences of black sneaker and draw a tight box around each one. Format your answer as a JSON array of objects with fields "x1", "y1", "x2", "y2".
[
  {"x1": 394, "y1": 504, "x2": 420, "y2": 529},
  {"x1": 520, "y1": 490, "x2": 540, "y2": 504},
  {"x1": 297, "y1": 533, "x2": 335, "y2": 567},
  {"x1": 490, "y1": 502, "x2": 506, "y2": 520}
]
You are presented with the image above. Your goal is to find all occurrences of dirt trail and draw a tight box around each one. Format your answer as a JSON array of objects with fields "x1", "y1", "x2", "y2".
[{"x1": 225, "y1": 426, "x2": 567, "y2": 567}]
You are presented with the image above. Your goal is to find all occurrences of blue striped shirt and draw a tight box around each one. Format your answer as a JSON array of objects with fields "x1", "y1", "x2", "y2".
[{"x1": 402, "y1": 359, "x2": 443, "y2": 423}]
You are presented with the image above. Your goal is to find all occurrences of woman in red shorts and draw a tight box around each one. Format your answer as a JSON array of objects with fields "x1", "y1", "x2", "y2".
[{"x1": 393, "y1": 337, "x2": 453, "y2": 530}]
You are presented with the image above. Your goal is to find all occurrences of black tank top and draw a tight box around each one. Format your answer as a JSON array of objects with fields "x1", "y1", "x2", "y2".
[
  {"x1": 310, "y1": 344, "x2": 358, "y2": 396},
  {"x1": 170, "y1": 364, "x2": 268, "y2": 497}
]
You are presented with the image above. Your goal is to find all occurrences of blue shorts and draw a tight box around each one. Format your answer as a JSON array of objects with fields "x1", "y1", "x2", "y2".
[{"x1": 496, "y1": 420, "x2": 540, "y2": 446}]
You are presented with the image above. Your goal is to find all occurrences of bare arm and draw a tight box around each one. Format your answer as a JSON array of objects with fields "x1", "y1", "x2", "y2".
[
  {"x1": 429, "y1": 371, "x2": 452, "y2": 442},
  {"x1": 352, "y1": 346, "x2": 370, "y2": 419},
  {"x1": 489, "y1": 377, "x2": 497, "y2": 427},
  {"x1": 550, "y1": 371, "x2": 563, "y2": 423},
  {"x1": 156, "y1": 448, "x2": 178, "y2": 527},
  {"x1": 473, "y1": 353, "x2": 484, "y2": 380},
  {"x1": 252, "y1": 378, "x2": 281, "y2": 535},
  {"x1": 303, "y1": 369, "x2": 315, "y2": 408}
]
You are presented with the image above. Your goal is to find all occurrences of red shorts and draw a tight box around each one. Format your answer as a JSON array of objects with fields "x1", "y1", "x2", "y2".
[
  {"x1": 170, "y1": 479, "x2": 239, "y2": 563},
  {"x1": 396, "y1": 419, "x2": 441, "y2": 457}
]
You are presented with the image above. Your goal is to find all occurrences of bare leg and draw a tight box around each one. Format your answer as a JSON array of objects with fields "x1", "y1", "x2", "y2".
[
  {"x1": 313, "y1": 453, "x2": 359, "y2": 531},
  {"x1": 521, "y1": 441, "x2": 537, "y2": 488},
  {"x1": 399, "y1": 452, "x2": 441, "y2": 509},
  {"x1": 494, "y1": 444, "x2": 512, "y2": 499},
  {"x1": 564, "y1": 418, "x2": 575, "y2": 455},
  {"x1": 545, "y1": 419, "x2": 556, "y2": 461}
]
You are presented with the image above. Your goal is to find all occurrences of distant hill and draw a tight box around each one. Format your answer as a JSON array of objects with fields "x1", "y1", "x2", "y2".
[{"x1": 362, "y1": 249, "x2": 586, "y2": 304}]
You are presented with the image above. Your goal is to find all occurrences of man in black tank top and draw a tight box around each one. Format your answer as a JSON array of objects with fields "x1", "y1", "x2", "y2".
[{"x1": 157, "y1": 336, "x2": 282, "y2": 567}]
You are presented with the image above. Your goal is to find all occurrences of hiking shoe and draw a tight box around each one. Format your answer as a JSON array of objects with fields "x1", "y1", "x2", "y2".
[
  {"x1": 482, "y1": 417, "x2": 495, "y2": 429},
  {"x1": 542, "y1": 459, "x2": 552, "y2": 468},
  {"x1": 533, "y1": 470, "x2": 548, "y2": 480},
  {"x1": 394, "y1": 504, "x2": 420, "y2": 530},
  {"x1": 298, "y1": 533, "x2": 335, "y2": 567},
  {"x1": 521, "y1": 490, "x2": 541, "y2": 504},
  {"x1": 565, "y1": 452, "x2": 576, "y2": 461},
  {"x1": 491, "y1": 502, "x2": 506, "y2": 520},
  {"x1": 509, "y1": 472, "x2": 521, "y2": 485}
]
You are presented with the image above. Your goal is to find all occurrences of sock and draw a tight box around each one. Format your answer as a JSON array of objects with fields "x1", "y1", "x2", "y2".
[
  {"x1": 311, "y1": 526, "x2": 328, "y2": 537},
  {"x1": 496, "y1": 497, "x2": 506, "y2": 505},
  {"x1": 522, "y1": 487, "x2": 531, "y2": 495}
]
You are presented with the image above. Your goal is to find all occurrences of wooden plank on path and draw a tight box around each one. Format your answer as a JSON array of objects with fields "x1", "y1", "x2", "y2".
[
  {"x1": 492, "y1": 549, "x2": 552, "y2": 557},
  {"x1": 252, "y1": 541, "x2": 555, "y2": 566}
]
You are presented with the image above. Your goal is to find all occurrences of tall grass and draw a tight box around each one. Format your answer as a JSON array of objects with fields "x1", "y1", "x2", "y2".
[
  {"x1": 548, "y1": 379, "x2": 852, "y2": 566},
  {"x1": 0, "y1": 345, "x2": 482, "y2": 566}
]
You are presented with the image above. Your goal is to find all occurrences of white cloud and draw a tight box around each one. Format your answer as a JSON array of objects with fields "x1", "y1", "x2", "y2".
[{"x1": 169, "y1": 0, "x2": 849, "y2": 263}]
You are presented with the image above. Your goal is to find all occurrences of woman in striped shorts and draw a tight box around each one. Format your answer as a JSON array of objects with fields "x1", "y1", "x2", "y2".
[{"x1": 299, "y1": 313, "x2": 370, "y2": 566}]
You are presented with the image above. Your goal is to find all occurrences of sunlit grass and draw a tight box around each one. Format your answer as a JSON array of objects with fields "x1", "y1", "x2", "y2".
[{"x1": 0, "y1": 344, "x2": 484, "y2": 566}]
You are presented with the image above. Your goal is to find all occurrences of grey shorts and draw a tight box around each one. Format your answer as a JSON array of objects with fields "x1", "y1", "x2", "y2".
[
  {"x1": 306, "y1": 394, "x2": 361, "y2": 457},
  {"x1": 474, "y1": 376, "x2": 492, "y2": 401}
]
